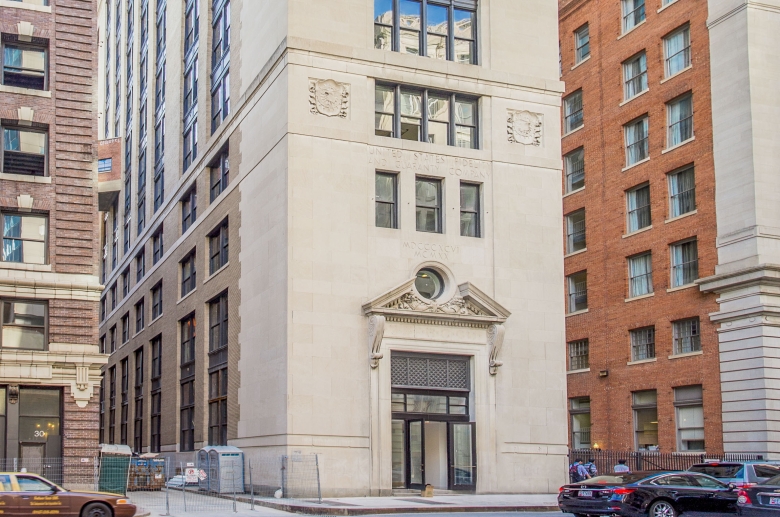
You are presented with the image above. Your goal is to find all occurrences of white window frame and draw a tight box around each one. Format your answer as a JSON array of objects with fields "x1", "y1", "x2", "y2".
[
  {"x1": 670, "y1": 238, "x2": 698, "y2": 287},
  {"x1": 623, "y1": 52, "x2": 647, "y2": 101},
  {"x1": 667, "y1": 94, "x2": 694, "y2": 148},
  {"x1": 628, "y1": 252, "x2": 653, "y2": 298},
  {"x1": 668, "y1": 166, "x2": 696, "y2": 218},
  {"x1": 664, "y1": 26, "x2": 691, "y2": 78},
  {"x1": 622, "y1": 0, "x2": 646, "y2": 33},
  {"x1": 566, "y1": 209, "x2": 586, "y2": 254},
  {"x1": 626, "y1": 183, "x2": 651, "y2": 233},
  {"x1": 574, "y1": 24, "x2": 590, "y2": 64},
  {"x1": 567, "y1": 271, "x2": 588, "y2": 313},
  {"x1": 624, "y1": 116, "x2": 649, "y2": 167},
  {"x1": 565, "y1": 147, "x2": 585, "y2": 193},
  {"x1": 563, "y1": 90, "x2": 583, "y2": 134}
]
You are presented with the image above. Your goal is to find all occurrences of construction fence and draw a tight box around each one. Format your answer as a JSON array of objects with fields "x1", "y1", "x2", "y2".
[{"x1": 569, "y1": 448, "x2": 765, "y2": 476}]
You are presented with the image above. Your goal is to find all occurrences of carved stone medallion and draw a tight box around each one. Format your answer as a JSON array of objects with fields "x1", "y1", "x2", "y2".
[
  {"x1": 507, "y1": 110, "x2": 543, "y2": 146},
  {"x1": 309, "y1": 79, "x2": 349, "y2": 118}
]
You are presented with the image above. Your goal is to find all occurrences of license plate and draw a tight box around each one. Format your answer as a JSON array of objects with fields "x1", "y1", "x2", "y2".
[
  {"x1": 770, "y1": 497, "x2": 780, "y2": 505},
  {"x1": 579, "y1": 490, "x2": 593, "y2": 497}
]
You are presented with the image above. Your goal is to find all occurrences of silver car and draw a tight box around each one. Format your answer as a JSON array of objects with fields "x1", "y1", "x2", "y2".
[{"x1": 689, "y1": 461, "x2": 780, "y2": 488}]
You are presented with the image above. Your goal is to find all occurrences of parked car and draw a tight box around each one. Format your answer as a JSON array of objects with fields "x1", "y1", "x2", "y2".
[
  {"x1": 689, "y1": 462, "x2": 780, "y2": 488},
  {"x1": 0, "y1": 471, "x2": 137, "y2": 517},
  {"x1": 558, "y1": 471, "x2": 738, "y2": 517},
  {"x1": 737, "y1": 474, "x2": 780, "y2": 515}
]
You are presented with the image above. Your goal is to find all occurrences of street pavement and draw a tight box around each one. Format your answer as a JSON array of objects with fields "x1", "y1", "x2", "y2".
[{"x1": 147, "y1": 511, "x2": 569, "y2": 517}]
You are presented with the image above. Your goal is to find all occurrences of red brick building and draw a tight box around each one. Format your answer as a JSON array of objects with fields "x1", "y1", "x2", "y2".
[{"x1": 559, "y1": 0, "x2": 723, "y2": 453}]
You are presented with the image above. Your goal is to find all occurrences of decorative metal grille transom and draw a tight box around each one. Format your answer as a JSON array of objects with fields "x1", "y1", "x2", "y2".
[{"x1": 391, "y1": 353, "x2": 470, "y2": 391}]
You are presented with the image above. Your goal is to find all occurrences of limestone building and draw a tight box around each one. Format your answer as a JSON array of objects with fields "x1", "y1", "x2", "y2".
[{"x1": 97, "y1": 0, "x2": 568, "y2": 494}]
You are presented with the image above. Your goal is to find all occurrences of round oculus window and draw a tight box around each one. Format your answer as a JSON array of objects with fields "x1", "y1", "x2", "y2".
[{"x1": 415, "y1": 268, "x2": 444, "y2": 300}]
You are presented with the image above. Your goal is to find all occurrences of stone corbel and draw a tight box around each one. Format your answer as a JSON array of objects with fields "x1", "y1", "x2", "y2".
[
  {"x1": 69, "y1": 366, "x2": 96, "y2": 408},
  {"x1": 368, "y1": 315, "x2": 386, "y2": 368},
  {"x1": 487, "y1": 324, "x2": 506, "y2": 375}
]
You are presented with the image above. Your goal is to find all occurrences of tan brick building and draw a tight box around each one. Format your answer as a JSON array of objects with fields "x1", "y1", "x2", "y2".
[
  {"x1": 0, "y1": 0, "x2": 105, "y2": 477},
  {"x1": 559, "y1": 0, "x2": 724, "y2": 453}
]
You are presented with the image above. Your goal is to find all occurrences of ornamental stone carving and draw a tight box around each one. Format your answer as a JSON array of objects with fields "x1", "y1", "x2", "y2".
[
  {"x1": 507, "y1": 110, "x2": 543, "y2": 146},
  {"x1": 389, "y1": 292, "x2": 483, "y2": 316},
  {"x1": 368, "y1": 315, "x2": 386, "y2": 368},
  {"x1": 309, "y1": 79, "x2": 349, "y2": 118},
  {"x1": 487, "y1": 324, "x2": 506, "y2": 375}
]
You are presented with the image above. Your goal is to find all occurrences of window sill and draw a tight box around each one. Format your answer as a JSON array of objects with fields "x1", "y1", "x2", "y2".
[
  {"x1": 563, "y1": 125, "x2": 585, "y2": 138},
  {"x1": 626, "y1": 292, "x2": 655, "y2": 303},
  {"x1": 567, "y1": 368, "x2": 590, "y2": 375},
  {"x1": 565, "y1": 248, "x2": 587, "y2": 258},
  {"x1": 131, "y1": 329, "x2": 144, "y2": 339},
  {"x1": 623, "y1": 225, "x2": 652, "y2": 238},
  {"x1": 566, "y1": 308, "x2": 589, "y2": 317},
  {"x1": 666, "y1": 283, "x2": 697, "y2": 293},
  {"x1": 0, "y1": 85, "x2": 51, "y2": 98},
  {"x1": 204, "y1": 262, "x2": 229, "y2": 284},
  {"x1": 622, "y1": 157, "x2": 650, "y2": 172},
  {"x1": 662, "y1": 137, "x2": 695, "y2": 154},
  {"x1": 665, "y1": 210, "x2": 697, "y2": 224},
  {"x1": 660, "y1": 65, "x2": 692, "y2": 84},
  {"x1": 619, "y1": 89, "x2": 649, "y2": 107},
  {"x1": 571, "y1": 55, "x2": 591, "y2": 71},
  {"x1": 563, "y1": 186, "x2": 585, "y2": 198},
  {"x1": 149, "y1": 314, "x2": 163, "y2": 326},
  {"x1": 627, "y1": 357, "x2": 657, "y2": 366},
  {"x1": 0, "y1": 262, "x2": 52, "y2": 272},
  {"x1": 668, "y1": 350, "x2": 703, "y2": 360},
  {"x1": 0, "y1": 0, "x2": 51, "y2": 11},
  {"x1": 657, "y1": 0, "x2": 678, "y2": 12},
  {"x1": 0, "y1": 172, "x2": 51, "y2": 184},
  {"x1": 178, "y1": 288, "x2": 197, "y2": 304},
  {"x1": 617, "y1": 19, "x2": 647, "y2": 40}
]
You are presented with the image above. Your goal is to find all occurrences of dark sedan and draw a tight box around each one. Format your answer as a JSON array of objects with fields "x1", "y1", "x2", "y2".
[
  {"x1": 558, "y1": 471, "x2": 738, "y2": 517},
  {"x1": 737, "y1": 473, "x2": 780, "y2": 515}
]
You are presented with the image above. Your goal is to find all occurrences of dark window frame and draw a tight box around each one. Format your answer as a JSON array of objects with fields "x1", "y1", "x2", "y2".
[
  {"x1": 209, "y1": 150, "x2": 229, "y2": 202},
  {"x1": 151, "y1": 281, "x2": 163, "y2": 320},
  {"x1": 208, "y1": 219, "x2": 229, "y2": 274},
  {"x1": 135, "y1": 298, "x2": 145, "y2": 333},
  {"x1": 181, "y1": 250, "x2": 197, "y2": 297},
  {"x1": 207, "y1": 366, "x2": 228, "y2": 445},
  {"x1": 0, "y1": 298, "x2": 48, "y2": 351},
  {"x1": 208, "y1": 291, "x2": 228, "y2": 353},
  {"x1": 375, "y1": 171, "x2": 398, "y2": 229},
  {"x1": 459, "y1": 181, "x2": 480, "y2": 238},
  {"x1": 0, "y1": 123, "x2": 49, "y2": 177},
  {"x1": 181, "y1": 187, "x2": 197, "y2": 233},
  {"x1": 0, "y1": 211, "x2": 49, "y2": 265},
  {"x1": 1, "y1": 38, "x2": 48, "y2": 91},
  {"x1": 415, "y1": 176, "x2": 442, "y2": 233},
  {"x1": 152, "y1": 227, "x2": 164, "y2": 264}
]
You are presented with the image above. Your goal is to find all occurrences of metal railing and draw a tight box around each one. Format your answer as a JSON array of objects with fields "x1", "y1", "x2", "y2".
[{"x1": 569, "y1": 449, "x2": 765, "y2": 476}]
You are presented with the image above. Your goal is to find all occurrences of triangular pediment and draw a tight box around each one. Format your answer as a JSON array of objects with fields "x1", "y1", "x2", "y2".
[{"x1": 362, "y1": 279, "x2": 510, "y2": 326}]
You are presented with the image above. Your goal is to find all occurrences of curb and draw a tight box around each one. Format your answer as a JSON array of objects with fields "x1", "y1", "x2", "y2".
[{"x1": 249, "y1": 500, "x2": 560, "y2": 515}]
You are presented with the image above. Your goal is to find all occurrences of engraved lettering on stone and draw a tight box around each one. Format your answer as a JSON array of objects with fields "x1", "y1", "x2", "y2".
[
  {"x1": 309, "y1": 79, "x2": 349, "y2": 118},
  {"x1": 367, "y1": 146, "x2": 490, "y2": 179},
  {"x1": 507, "y1": 110, "x2": 543, "y2": 146},
  {"x1": 402, "y1": 241, "x2": 459, "y2": 260}
]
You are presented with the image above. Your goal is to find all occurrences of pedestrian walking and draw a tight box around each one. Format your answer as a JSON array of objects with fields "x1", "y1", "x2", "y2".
[
  {"x1": 614, "y1": 459, "x2": 630, "y2": 473},
  {"x1": 584, "y1": 457, "x2": 598, "y2": 477}
]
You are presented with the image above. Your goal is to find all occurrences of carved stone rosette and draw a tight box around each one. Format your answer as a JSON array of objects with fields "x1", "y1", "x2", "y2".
[
  {"x1": 507, "y1": 110, "x2": 543, "y2": 146},
  {"x1": 309, "y1": 79, "x2": 350, "y2": 118}
]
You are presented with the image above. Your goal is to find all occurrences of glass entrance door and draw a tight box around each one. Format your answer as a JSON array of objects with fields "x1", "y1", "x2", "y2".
[
  {"x1": 448, "y1": 422, "x2": 476, "y2": 490},
  {"x1": 408, "y1": 420, "x2": 425, "y2": 489}
]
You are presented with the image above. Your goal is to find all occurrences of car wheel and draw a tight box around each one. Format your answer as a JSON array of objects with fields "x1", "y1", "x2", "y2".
[
  {"x1": 649, "y1": 500, "x2": 677, "y2": 517},
  {"x1": 81, "y1": 502, "x2": 112, "y2": 517}
]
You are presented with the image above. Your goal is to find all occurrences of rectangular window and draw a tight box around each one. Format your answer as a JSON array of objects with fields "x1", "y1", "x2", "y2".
[
  {"x1": 570, "y1": 397, "x2": 591, "y2": 449},
  {"x1": 121, "y1": 269, "x2": 130, "y2": 298},
  {"x1": 633, "y1": 390, "x2": 658, "y2": 450},
  {"x1": 671, "y1": 239, "x2": 698, "y2": 287},
  {"x1": 675, "y1": 385, "x2": 704, "y2": 451},
  {"x1": 1, "y1": 125, "x2": 47, "y2": 176},
  {"x1": 121, "y1": 313, "x2": 130, "y2": 343},
  {"x1": 135, "y1": 299, "x2": 145, "y2": 333},
  {"x1": 183, "y1": 119, "x2": 198, "y2": 171},
  {"x1": 1, "y1": 213, "x2": 46, "y2": 264},
  {"x1": 564, "y1": 148, "x2": 585, "y2": 192},
  {"x1": 563, "y1": 90, "x2": 583, "y2": 134},
  {"x1": 567, "y1": 271, "x2": 587, "y2": 313},
  {"x1": 669, "y1": 166, "x2": 695, "y2": 218},
  {"x1": 631, "y1": 327, "x2": 656, "y2": 361},
  {"x1": 209, "y1": 220, "x2": 229, "y2": 274},
  {"x1": 100, "y1": 335, "x2": 106, "y2": 354},
  {"x1": 667, "y1": 94, "x2": 693, "y2": 147},
  {"x1": 152, "y1": 228, "x2": 164, "y2": 264},
  {"x1": 460, "y1": 182, "x2": 480, "y2": 238},
  {"x1": 574, "y1": 24, "x2": 590, "y2": 63},
  {"x1": 110, "y1": 326, "x2": 116, "y2": 353},
  {"x1": 109, "y1": 366, "x2": 116, "y2": 443},
  {"x1": 120, "y1": 358, "x2": 128, "y2": 445},
  {"x1": 375, "y1": 172, "x2": 398, "y2": 229},
  {"x1": 150, "y1": 390, "x2": 161, "y2": 453},
  {"x1": 210, "y1": 151, "x2": 229, "y2": 202},
  {"x1": 415, "y1": 177, "x2": 442, "y2": 233},
  {"x1": 98, "y1": 158, "x2": 113, "y2": 173},
  {"x1": 154, "y1": 117, "x2": 165, "y2": 164},
  {"x1": 625, "y1": 116, "x2": 649, "y2": 166},
  {"x1": 673, "y1": 317, "x2": 701, "y2": 355},
  {"x1": 153, "y1": 167, "x2": 164, "y2": 212},
  {"x1": 208, "y1": 367, "x2": 228, "y2": 445},
  {"x1": 375, "y1": 85, "x2": 395, "y2": 138},
  {"x1": 133, "y1": 346, "x2": 144, "y2": 453},
  {"x1": 2, "y1": 42, "x2": 47, "y2": 90},
  {"x1": 181, "y1": 315, "x2": 196, "y2": 368},
  {"x1": 0, "y1": 299, "x2": 46, "y2": 350},
  {"x1": 622, "y1": 0, "x2": 645, "y2": 33},
  {"x1": 110, "y1": 284, "x2": 117, "y2": 310},
  {"x1": 136, "y1": 250, "x2": 146, "y2": 282},
  {"x1": 623, "y1": 52, "x2": 647, "y2": 100},
  {"x1": 627, "y1": 184, "x2": 651, "y2": 232},
  {"x1": 400, "y1": 1, "x2": 421, "y2": 55},
  {"x1": 180, "y1": 378, "x2": 195, "y2": 452},
  {"x1": 182, "y1": 188, "x2": 197, "y2": 233},
  {"x1": 184, "y1": 0, "x2": 200, "y2": 53},
  {"x1": 568, "y1": 339, "x2": 589, "y2": 370},
  {"x1": 566, "y1": 209, "x2": 586, "y2": 254},
  {"x1": 628, "y1": 252, "x2": 653, "y2": 297},
  {"x1": 664, "y1": 26, "x2": 691, "y2": 77},
  {"x1": 151, "y1": 282, "x2": 163, "y2": 320},
  {"x1": 211, "y1": 74, "x2": 230, "y2": 133},
  {"x1": 151, "y1": 335, "x2": 162, "y2": 380},
  {"x1": 181, "y1": 251, "x2": 197, "y2": 297},
  {"x1": 208, "y1": 292, "x2": 228, "y2": 352}
]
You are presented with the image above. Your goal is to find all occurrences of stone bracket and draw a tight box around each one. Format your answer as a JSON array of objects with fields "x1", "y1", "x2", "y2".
[
  {"x1": 369, "y1": 315, "x2": 386, "y2": 368},
  {"x1": 488, "y1": 324, "x2": 506, "y2": 375}
]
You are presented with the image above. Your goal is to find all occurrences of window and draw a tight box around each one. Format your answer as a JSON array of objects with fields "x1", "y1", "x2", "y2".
[
  {"x1": 99, "y1": 377, "x2": 105, "y2": 442},
  {"x1": 563, "y1": 90, "x2": 583, "y2": 134},
  {"x1": 667, "y1": 94, "x2": 693, "y2": 147},
  {"x1": 1, "y1": 213, "x2": 46, "y2": 264},
  {"x1": 17, "y1": 476, "x2": 53, "y2": 492},
  {"x1": 628, "y1": 252, "x2": 653, "y2": 297},
  {"x1": 460, "y1": 182, "x2": 480, "y2": 237},
  {"x1": 633, "y1": 390, "x2": 658, "y2": 450},
  {"x1": 625, "y1": 117, "x2": 649, "y2": 166},
  {"x1": 375, "y1": 84, "x2": 478, "y2": 149},
  {"x1": 152, "y1": 228, "x2": 164, "y2": 264},
  {"x1": 150, "y1": 390, "x2": 161, "y2": 453},
  {"x1": 211, "y1": 0, "x2": 230, "y2": 132},
  {"x1": 2, "y1": 42, "x2": 46, "y2": 90},
  {"x1": 135, "y1": 299, "x2": 145, "y2": 333},
  {"x1": 570, "y1": 397, "x2": 591, "y2": 449},
  {"x1": 151, "y1": 282, "x2": 163, "y2": 320},
  {"x1": 631, "y1": 327, "x2": 655, "y2": 361},
  {"x1": 153, "y1": 167, "x2": 164, "y2": 212},
  {"x1": 182, "y1": 188, "x2": 197, "y2": 233},
  {"x1": 664, "y1": 26, "x2": 691, "y2": 77},
  {"x1": 671, "y1": 239, "x2": 698, "y2": 287},
  {"x1": 1, "y1": 126, "x2": 47, "y2": 176},
  {"x1": 567, "y1": 271, "x2": 588, "y2": 313},
  {"x1": 208, "y1": 367, "x2": 228, "y2": 445},
  {"x1": 184, "y1": 0, "x2": 200, "y2": 53},
  {"x1": 210, "y1": 151, "x2": 229, "y2": 202},
  {"x1": 133, "y1": 346, "x2": 144, "y2": 453},
  {"x1": 568, "y1": 339, "x2": 589, "y2": 370},
  {"x1": 564, "y1": 148, "x2": 585, "y2": 192},
  {"x1": 109, "y1": 326, "x2": 116, "y2": 353},
  {"x1": 566, "y1": 209, "x2": 586, "y2": 254},
  {"x1": 181, "y1": 315, "x2": 196, "y2": 368},
  {"x1": 375, "y1": 172, "x2": 398, "y2": 229},
  {"x1": 183, "y1": 118, "x2": 198, "y2": 172},
  {"x1": 110, "y1": 283, "x2": 117, "y2": 310},
  {"x1": 108, "y1": 365, "x2": 116, "y2": 443},
  {"x1": 121, "y1": 313, "x2": 130, "y2": 343},
  {"x1": 120, "y1": 357, "x2": 128, "y2": 445},
  {"x1": 623, "y1": 52, "x2": 647, "y2": 100},
  {"x1": 100, "y1": 335, "x2": 106, "y2": 354},
  {"x1": 209, "y1": 220, "x2": 229, "y2": 274},
  {"x1": 180, "y1": 314, "x2": 196, "y2": 451},
  {"x1": 674, "y1": 385, "x2": 704, "y2": 451},
  {"x1": 0, "y1": 299, "x2": 46, "y2": 350},
  {"x1": 98, "y1": 158, "x2": 113, "y2": 173},
  {"x1": 673, "y1": 317, "x2": 701, "y2": 355},
  {"x1": 208, "y1": 292, "x2": 228, "y2": 352},
  {"x1": 574, "y1": 24, "x2": 590, "y2": 63},
  {"x1": 374, "y1": 0, "x2": 477, "y2": 64},
  {"x1": 626, "y1": 184, "x2": 651, "y2": 233},
  {"x1": 136, "y1": 250, "x2": 146, "y2": 282},
  {"x1": 669, "y1": 166, "x2": 695, "y2": 218},
  {"x1": 622, "y1": 0, "x2": 645, "y2": 32},
  {"x1": 154, "y1": 117, "x2": 165, "y2": 164},
  {"x1": 181, "y1": 251, "x2": 196, "y2": 297},
  {"x1": 415, "y1": 177, "x2": 442, "y2": 233},
  {"x1": 151, "y1": 335, "x2": 162, "y2": 380}
]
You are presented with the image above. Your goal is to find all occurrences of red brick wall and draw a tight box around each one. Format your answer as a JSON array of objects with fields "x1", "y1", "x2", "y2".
[
  {"x1": 62, "y1": 386, "x2": 100, "y2": 459},
  {"x1": 560, "y1": 0, "x2": 723, "y2": 452},
  {"x1": 98, "y1": 138, "x2": 122, "y2": 183}
]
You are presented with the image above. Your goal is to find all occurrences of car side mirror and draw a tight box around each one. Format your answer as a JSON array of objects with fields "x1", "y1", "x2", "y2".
[{"x1": 727, "y1": 483, "x2": 736, "y2": 492}]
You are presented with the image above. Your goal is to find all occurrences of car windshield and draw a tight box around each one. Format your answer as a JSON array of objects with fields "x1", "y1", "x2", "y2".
[
  {"x1": 753, "y1": 465, "x2": 780, "y2": 479},
  {"x1": 579, "y1": 473, "x2": 650, "y2": 486},
  {"x1": 761, "y1": 474, "x2": 780, "y2": 486},
  {"x1": 688, "y1": 464, "x2": 742, "y2": 478}
]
